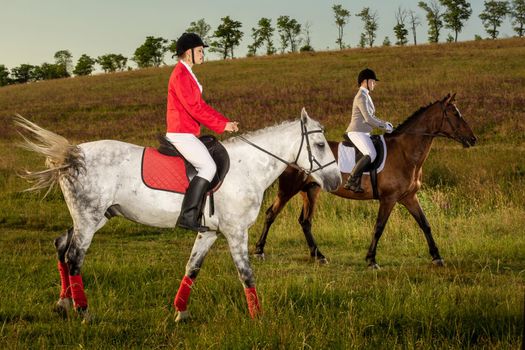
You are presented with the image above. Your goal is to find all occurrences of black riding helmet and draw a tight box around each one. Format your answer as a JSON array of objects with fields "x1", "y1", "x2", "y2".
[
  {"x1": 176, "y1": 33, "x2": 209, "y2": 57},
  {"x1": 357, "y1": 68, "x2": 379, "y2": 86}
]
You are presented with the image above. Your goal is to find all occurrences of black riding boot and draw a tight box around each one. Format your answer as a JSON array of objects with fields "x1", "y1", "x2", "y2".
[
  {"x1": 177, "y1": 176, "x2": 210, "y2": 232},
  {"x1": 344, "y1": 155, "x2": 371, "y2": 192}
]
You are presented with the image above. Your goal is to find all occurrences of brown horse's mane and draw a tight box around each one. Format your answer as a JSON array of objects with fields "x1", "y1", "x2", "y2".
[{"x1": 390, "y1": 99, "x2": 441, "y2": 135}]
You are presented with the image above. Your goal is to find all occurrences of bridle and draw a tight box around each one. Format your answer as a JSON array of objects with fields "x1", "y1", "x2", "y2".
[{"x1": 237, "y1": 118, "x2": 336, "y2": 176}]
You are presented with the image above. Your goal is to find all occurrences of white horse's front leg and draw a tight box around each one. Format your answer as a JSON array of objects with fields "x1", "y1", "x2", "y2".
[
  {"x1": 224, "y1": 229, "x2": 261, "y2": 318},
  {"x1": 174, "y1": 230, "x2": 218, "y2": 322}
]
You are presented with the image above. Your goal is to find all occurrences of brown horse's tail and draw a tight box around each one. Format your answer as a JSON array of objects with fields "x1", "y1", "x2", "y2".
[{"x1": 14, "y1": 115, "x2": 83, "y2": 197}]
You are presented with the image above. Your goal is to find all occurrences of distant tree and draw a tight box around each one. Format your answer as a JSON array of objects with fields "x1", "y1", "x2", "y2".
[
  {"x1": 209, "y1": 16, "x2": 243, "y2": 59},
  {"x1": 510, "y1": 0, "x2": 525, "y2": 36},
  {"x1": 73, "y1": 54, "x2": 96, "y2": 76},
  {"x1": 440, "y1": 0, "x2": 473, "y2": 42},
  {"x1": 356, "y1": 7, "x2": 379, "y2": 47},
  {"x1": 97, "y1": 54, "x2": 127, "y2": 73},
  {"x1": 248, "y1": 17, "x2": 276, "y2": 56},
  {"x1": 383, "y1": 36, "x2": 392, "y2": 46},
  {"x1": 276, "y1": 15, "x2": 302, "y2": 53},
  {"x1": 408, "y1": 10, "x2": 422, "y2": 45},
  {"x1": 333, "y1": 4, "x2": 351, "y2": 49},
  {"x1": 474, "y1": 34, "x2": 483, "y2": 40},
  {"x1": 133, "y1": 36, "x2": 168, "y2": 68},
  {"x1": 0, "y1": 65, "x2": 11, "y2": 86},
  {"x1": 419, "y1": 0, "x2": 445, "y2": 43},
  {"x1": 53, "y1": 50, "x2": 72, "y2": 78},
  {"x1": 300, "y1": 21, "x2": 315, "y2": 52},
  {"x1": 187, "y1": 18, "x2": 212, "y2": 44},
  {"x1": 479, "y1": 0, "x2": 510, "y2": 39},
  {"x1": 11, "y1": 64, "x2": 37, "y2": 83},
  {"x1": 394, "y1": 7, "x2": 409, "y2": 45},
  {"x1": 446, "y1": 33, "x2": 455, "y2": 42},
  {"x1": 36, "y1": 62, "x2": 67, "y2": 80},
  {"x1": 359, "y1": 33, "x2": 367, "y2": 48}
]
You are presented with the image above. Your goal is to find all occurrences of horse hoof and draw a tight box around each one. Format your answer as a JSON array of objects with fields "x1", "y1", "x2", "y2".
[
  {"x1": 77, "y1": 308, "x2": 92, "y2": 325},
  {"x1": 317, "y1": 257, "x2": 329, "y2": 265},
  {"x1": 432, "y1": 258, "x2": 445, "y2": 267},
  {"x1": 368, "y1": 263, "x2": 381, "y2": 270},
  {"x1": 254, "y1": 253, "x2": 265, "y2": 261},
  {"x1": 53, "y1": 298, "x2": 73, "y2": 317},
  {"x1": 175, "y1": 310, "x2": 190, "y2": 323}
]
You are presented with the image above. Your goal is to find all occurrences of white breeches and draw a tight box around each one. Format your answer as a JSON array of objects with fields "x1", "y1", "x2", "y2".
[
  {"x1": 346, "y1": 132, "x2": 377, "y2": 162},
  {"x1": 165, "y1": 133, "x2": 217, "y2": 182}
]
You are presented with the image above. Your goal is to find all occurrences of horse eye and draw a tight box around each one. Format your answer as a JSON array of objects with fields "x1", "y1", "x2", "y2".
[{"x1": 315, "y1": 142, "x2": 325, "y2": 148}]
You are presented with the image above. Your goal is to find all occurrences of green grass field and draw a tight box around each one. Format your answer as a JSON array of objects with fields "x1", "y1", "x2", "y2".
[{"x1": 0, "y1": 38, "x2": 524, "y2": 349}]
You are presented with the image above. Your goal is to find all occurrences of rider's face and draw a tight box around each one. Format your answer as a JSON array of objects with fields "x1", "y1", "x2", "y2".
[
  {"x1": 368, "y1": 79, "x2": 376, "y2": 92},
  {"x1": 184, "y1": 46, "x2": 204, "y2": 65}
]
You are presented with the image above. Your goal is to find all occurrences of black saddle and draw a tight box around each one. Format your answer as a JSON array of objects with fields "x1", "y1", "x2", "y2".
[
  {"x1": 342, "y1": 134, "x2": 385, "y2": 199},
  {"x1": 342, "y1": 134, "x2": 385, "y2": 173},
  {"x1": 157, "y1": 134, "x2": 230, "y2": 192}
]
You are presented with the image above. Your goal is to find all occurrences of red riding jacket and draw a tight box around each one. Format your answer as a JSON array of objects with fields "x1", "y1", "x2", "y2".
[{"x1": 166, "y1": 61, "x2": 229, "y2": 135}]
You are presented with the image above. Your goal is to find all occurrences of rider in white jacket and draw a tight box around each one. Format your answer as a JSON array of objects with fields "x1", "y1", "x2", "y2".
[{"x1": 344, "y1": 68, "x2": 393, "y2": 192}]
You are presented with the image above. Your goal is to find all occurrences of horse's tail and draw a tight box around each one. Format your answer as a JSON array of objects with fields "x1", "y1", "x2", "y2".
[{"x1": 14, "y1": 115, "x2": 83, "y2": 197}]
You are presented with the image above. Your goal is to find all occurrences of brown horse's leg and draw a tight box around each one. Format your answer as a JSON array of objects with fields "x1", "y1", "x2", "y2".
[
  {"x1": 365, "y1": 199, "x2": 396, "y2": 269},
  {"x1": 400, "y1": 194, "x2": 444, "y2": 266},
  {"x1": 254, "y1": 174, "x2": 304, "y2": 258},
  {"x1": 298, "y1": 183, "x2": 326, "y2": 262}
]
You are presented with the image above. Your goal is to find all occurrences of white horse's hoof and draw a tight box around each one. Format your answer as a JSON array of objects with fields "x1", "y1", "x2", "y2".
[
  {"x1": 53, "y1": 298, "x2": 73, "y2": 317},
  {"x1": 175, "y1": 310, "x2": 190, "y2": 322},
  {"x1": 76, "y1": 308, "x2": 92, "y2": 324}
]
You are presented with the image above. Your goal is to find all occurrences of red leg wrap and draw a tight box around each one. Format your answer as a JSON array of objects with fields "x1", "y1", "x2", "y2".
[
  {"x1": 69, "y1": 274, "x2": 88, "y2": 309},
  {"x1": 174, "y1": 275, "x2": 193, "y2": 312},
  {"x1": 57, "y1": 261, "x2": 71, "y2": 299},
  {"x1": 244, "y1": 287, "x2": 261, "y2": 318}
]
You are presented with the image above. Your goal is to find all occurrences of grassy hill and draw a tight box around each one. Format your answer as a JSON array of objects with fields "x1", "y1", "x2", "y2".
[
  {"x1": 0, "y1": 38, "x2": 523, "y2": 349},
  {"x1": 1, "y1": 38, "x2": 524, "y2": 143}
]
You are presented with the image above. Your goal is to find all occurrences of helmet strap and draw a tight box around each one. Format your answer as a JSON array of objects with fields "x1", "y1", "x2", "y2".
[
  {"x1": 366, "y1": 79, "x2": 370, "y2": 91},
  {"x1": 191, "y1": 48, "x2": 195, "y2": 65}
]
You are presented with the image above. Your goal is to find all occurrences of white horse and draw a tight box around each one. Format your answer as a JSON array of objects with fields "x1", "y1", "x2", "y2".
[{"x1": 16, "y1": 109, "x2": 341, "y2": 322}]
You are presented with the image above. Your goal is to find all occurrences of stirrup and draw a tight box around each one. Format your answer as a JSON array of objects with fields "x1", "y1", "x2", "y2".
[{"x1": 344, "y1": 177, "x2": 364, "y2": 192}]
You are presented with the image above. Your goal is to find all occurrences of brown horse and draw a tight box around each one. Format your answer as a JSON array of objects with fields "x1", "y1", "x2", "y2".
[{"x1": 255, "y1": 94, "x2": 477, "y2": 268}]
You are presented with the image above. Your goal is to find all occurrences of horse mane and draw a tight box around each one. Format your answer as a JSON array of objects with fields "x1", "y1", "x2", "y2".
[
  {"x1": 223, "y1": 119, "x2": 299, "y2": 144},
  {"x1": 390, "y1": 99, "x2": 440, "y2": 135}
]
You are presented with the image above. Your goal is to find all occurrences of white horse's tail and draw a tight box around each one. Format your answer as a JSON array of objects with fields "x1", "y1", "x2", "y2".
[{"x1": 14, "y1": 115, "x2": 83, "y2": 197}]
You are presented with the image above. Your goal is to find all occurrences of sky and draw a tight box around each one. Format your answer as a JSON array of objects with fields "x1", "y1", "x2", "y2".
[{"x1": 0, "y1": 0, "x2": 516, "y2": 69}]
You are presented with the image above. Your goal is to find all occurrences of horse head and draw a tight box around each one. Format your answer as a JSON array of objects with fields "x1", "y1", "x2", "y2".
[
  {"x1": 296, "y1": 108, "x2": 341, "y2": 191},
  {"x1": 437, "y1": 93, "x2": 477, "y2": 148}
]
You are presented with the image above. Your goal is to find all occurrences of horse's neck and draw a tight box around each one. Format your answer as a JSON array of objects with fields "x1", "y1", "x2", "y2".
[
  {"x1": 392, "y1": 105, "x2": 440, "y2": 169},
  {"x1": 227, "y1": 123, "x2": 299, "y2": 190}
]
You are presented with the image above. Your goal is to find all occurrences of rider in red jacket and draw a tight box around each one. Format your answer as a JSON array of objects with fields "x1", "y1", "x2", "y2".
[{"x1": 167, "y1": 33, "x2": 239, "y2": 232}]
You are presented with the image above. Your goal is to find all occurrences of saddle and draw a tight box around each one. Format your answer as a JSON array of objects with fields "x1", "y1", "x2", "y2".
[
  {"x1": 142, "y1": 135, "x2": 230, "y2": 195},
  {"x1": 342, "y1": 134, "x2": 385, "y2": 199}
]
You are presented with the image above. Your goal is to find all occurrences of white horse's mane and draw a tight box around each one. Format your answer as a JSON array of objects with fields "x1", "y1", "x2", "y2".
[{"x1": 222, "y1": 118, "x2": 308, "y2": 145}]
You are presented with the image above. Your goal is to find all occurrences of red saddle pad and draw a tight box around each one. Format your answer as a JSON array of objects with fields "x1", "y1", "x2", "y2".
[{"x1": 141, "y1": 147, "x2": 189, "y2": 193}]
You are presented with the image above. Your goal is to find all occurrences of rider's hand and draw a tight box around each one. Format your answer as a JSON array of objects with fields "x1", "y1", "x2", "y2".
[
  {"x1": 224, "y1": 121, "x2": 239, "y2": 133},
  {"x1": 385, "y1": 122, "x2": 394, "y2": 133}
]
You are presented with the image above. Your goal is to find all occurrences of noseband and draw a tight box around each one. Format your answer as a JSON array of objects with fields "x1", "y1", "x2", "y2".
[{"x1": 237, "y1": 119, "x2": 336, "y2": 176}]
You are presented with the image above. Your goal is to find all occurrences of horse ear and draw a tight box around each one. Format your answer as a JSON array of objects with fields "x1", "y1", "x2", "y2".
[
  {"x1": 301, "y1": 107, "x2": 309, "y2": 123},
  {"x1": 445, "y1": 93, "x2": 456, "y2": 105}
]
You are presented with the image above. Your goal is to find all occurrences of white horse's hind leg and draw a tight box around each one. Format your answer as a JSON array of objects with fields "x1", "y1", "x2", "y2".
[
  {"x1": 225, "y1": 230, "x2": 261, "y2": 318},
  {"x1": 53, "y1": 227, "x2": 74, "y2": 317},
  {"x1": 174, "y1": 231, "x2": 218, "y2": 322},
  {"x1": 64, "y1": 215, "x2": 108, "y2": 322}
]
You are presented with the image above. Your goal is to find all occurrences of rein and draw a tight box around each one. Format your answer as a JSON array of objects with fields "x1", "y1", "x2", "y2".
[{"x1": 237, "y1": 119, "x2": 336, "y2": 176}]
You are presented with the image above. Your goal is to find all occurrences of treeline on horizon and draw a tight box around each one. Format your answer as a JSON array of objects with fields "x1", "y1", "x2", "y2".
[{"x1": 1, "y1": 0, "x2": 524, "y2": 87}]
